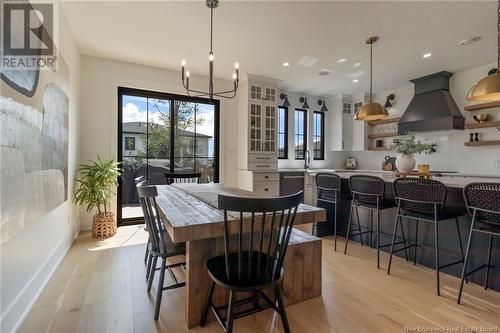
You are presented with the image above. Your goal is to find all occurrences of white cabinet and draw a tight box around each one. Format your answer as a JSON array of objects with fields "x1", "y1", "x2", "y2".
[
  {"x1": 237, "y1": 170, "x2": 279, "y2": 196},
  {"x1": 249, "y1": 102, "x2": 277, "y2": 154},
  {"x1": 331, "y1": 95, "x2": 353, "y2": 151}
]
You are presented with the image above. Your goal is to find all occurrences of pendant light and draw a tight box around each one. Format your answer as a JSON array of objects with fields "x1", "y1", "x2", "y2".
[
  {"x1": 466, "y1": 0, "x2": 500, "y2": 101},
  {"x1": 355, "y1": 36, "x2": 388, "y2": 121}
]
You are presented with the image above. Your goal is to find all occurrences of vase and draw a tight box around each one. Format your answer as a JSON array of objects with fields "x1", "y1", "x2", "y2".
[
  {"x1": 92, "y1": 212, "x2": 117, "y2": 238},
  {"x1": 396, "y1": 154, "x2": 416, "y2": 173}
]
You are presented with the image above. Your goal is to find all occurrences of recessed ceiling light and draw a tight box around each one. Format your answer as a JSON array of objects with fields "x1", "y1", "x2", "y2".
[
  {"x1": 422, "y1": 53, "x2": 432, "y2": 58},
  {"x1": 282, "y1": 62, "x2": 290, "y2": 67},
  {"x1": 353, "y1": 62, "x2": 362, "y2": 68},
  {"x1": 353, "y1": 79, "x2": 359, "y2": 83},
  {"x1": 337, "y1": 58, "x2": 347, "y2": 63},
  {"x1": 459, "y1": 37, "x2": 482, "y2": 46},
  {"x1": 318, "y1": 69, "x2": 332, "y2": 76}
]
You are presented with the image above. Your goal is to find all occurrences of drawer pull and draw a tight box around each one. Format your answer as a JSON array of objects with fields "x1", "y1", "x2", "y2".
[
  {"x1": 283, "y1": 175, "x2": 305, "y2": 179},
  {"x1": 264, "y1": 188, "x2": 269, "y2": 191},
  {"x1": 264, "y1": 175, "x2": 269, "y2": 179},
  {"x1": 256, "y1": 165, "x2": 270, "y2": 168},
  {"x1": 256, "y1": 157, "x2": 270, "y2": 160}
]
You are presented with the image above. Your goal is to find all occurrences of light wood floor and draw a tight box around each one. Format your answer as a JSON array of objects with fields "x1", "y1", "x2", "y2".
[{"x1": 20, "y1": 225, "x2": 500, "y2": 333}]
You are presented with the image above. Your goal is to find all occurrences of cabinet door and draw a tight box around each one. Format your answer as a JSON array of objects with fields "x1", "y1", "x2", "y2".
[
  {"x1": 263, "y1": 104, "x2": 277, "y2": 152},
  {"x1": 263, "y1": 86, "x2": 277, "y2": 103},
  {"x1": 249, "y1": 83, "x2": 263, "y2": 102},
  {"x1": 249, "y1": 103, "x2": 263, "y2": 152},
  {"x1": 341, "y1": 102, "x2": 353, "y2": 151}
]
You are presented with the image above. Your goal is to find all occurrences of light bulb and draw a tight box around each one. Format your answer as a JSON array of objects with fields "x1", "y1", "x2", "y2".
[
  {"x1": 209, "y1": 53, "x2": 214, "y2": 62},
  {"x1": 232, "y1": 73, "x2": 237, "y2": 80},
  {"x1": 181, "y1": 59, "x2": 186, "y2": 66},
  {"x1": 235, "y1": 62, "x2": 239, "y2": 69},
  {"x1": 186, "y1": 70, "x2": 190, "y2": 78}
]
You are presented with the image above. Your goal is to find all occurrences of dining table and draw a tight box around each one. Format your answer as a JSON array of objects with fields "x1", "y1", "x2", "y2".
[{"x1": 155, "y1": 183, "x2": 326, "y2": 328}]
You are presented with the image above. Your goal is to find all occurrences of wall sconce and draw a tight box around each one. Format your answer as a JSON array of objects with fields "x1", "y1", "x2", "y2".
[
  {"x1": 318, "y1": 99, "x2": 328, "y2": 112},
  {"x1": 384, "y1": 94, "x2": 395, "y2": 108},
  {"x1": 299, "y1": 96, "x2": 309, "y2": 109},
  {"x1": 279, "y1": 93, "x2": 291, "y2": 107}
]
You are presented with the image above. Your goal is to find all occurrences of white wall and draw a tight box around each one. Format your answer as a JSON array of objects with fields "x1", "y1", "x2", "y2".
[
  {"x1": 0, "y1": 9, "x2": 81, "y2": 333},
  {"x1": 80, "y1": 56, "x2": 239, "y2": 229},
  {"x1": 333, "y1": 63, "x2": 500, "y2": 176}
]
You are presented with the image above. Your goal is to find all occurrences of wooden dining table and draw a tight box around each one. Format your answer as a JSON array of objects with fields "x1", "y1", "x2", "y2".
[{"x1": 155, "y1": 183, "x2": 326, "y2": 328}]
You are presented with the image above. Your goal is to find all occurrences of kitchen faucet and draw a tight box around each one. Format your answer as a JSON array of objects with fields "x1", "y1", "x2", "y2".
[{"x1": 305, "y1": 150, "x2": 311, "y2": 169}]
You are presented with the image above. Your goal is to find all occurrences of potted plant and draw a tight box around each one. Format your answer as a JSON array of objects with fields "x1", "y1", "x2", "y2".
[
  {"x1": 389, "y1": 132, "x2": 436, "y2": 173},
  {"x1": 74, "y1": 157, "x2": 122, "y2": 238}
]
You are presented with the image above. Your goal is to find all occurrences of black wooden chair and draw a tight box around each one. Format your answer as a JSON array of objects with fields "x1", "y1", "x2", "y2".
[
  {"x1": 388, "y1": 178, "x2": 466, "y2": 296},
  {"x1": 165, "y1": 172, "x2": 202, "y2": 185},
  {"x1": 200, "y1": 191, "x2": 303, "y2": 333},
  {"x1": 315, "y1": 173, "x2": 342, "y2": 250},
  {"x1": 344, "y1": 175, "x2": 401, "y2": 268},
  {"x1": 134, "y1": 176, "x2": 150, "y2": 265},
  {"x1": 137, "y1": 184, "x2": 186, "y2": 321},
  {"x1": 458, "y1": 182, "x2": 500, "y2": 304}
]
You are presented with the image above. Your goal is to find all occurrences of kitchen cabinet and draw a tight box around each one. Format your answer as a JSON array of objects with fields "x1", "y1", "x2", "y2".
[
  {"x1": 237, "y1": 170, "x2": 279, "y2": 196},
  {"x1": 279, "y1": 172, "x2": 305, "y2": 202},
  {"x1": 331, "y1": 95, "x2": 353, "y2": 151}
]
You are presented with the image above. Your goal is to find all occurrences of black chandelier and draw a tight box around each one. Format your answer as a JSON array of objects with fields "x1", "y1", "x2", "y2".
[{"x1": 181, "y1": 0, "x2": 239, "y2": 100}]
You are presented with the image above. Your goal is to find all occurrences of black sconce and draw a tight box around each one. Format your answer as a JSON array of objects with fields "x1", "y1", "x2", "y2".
[
  {"x1": 299, "y1": 96, "x2": 309, "y2": 109},
  {"x1": 279, "y1": 93, "x2": 290, "y2": 107},
  {"x1": 318, "y1": 99, "x2": 328, "y2": 112},
  {"x1": 384, "y1": 94, "x2": 395, "y2": 108}
]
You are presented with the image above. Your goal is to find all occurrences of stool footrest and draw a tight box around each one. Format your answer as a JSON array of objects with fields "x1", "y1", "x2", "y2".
[
  {"x1": 439, "y1": 259, "x2": 463, "y2": 270},
  {"x1": 391, "y1": 244, "x2": 415, "y2": 254}
]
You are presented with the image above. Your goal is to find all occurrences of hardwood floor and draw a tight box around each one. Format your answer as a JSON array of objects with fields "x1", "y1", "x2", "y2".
[{"x1": 19, "y1": 225, "x2": 500, "y2": 333}]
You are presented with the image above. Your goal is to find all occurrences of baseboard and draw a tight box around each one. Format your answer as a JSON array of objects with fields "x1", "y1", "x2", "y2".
[{"x1": 0, "y1": 231, "x2": 77, "y2": 333}]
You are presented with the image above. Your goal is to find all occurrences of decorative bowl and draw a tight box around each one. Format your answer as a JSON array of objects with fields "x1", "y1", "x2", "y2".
[{"x1": 473, "y1": 114, "x2": 490, "y2": 123}]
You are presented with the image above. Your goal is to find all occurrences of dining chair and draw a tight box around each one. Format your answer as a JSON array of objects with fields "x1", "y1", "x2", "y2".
[
  {"x1": 164, "y1": 172, "x2": 202, "y2": 184},
  {"x1": 137, "y1": 184, "x2": 186, "y2": 321},
  {"x1": 200, "y1": 191, "x2": 303, "y2": 333},
  {"x1": 134, "y1": 176, "x2": 150, "y2": 265}
]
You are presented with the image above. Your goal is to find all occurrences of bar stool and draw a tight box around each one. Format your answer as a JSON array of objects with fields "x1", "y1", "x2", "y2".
[
  {"x1": 458, "y1": 182, "x2": 500, "y2": 304},
  {"x1": 388, "y1": 178, "x2": 466, "y2": 296},
  {"x1": 315, "y1": 173, "x2": 342, "y2": 250},
  {"x1": 344, "y1": 175, "x2": 404, "y2": 268}
]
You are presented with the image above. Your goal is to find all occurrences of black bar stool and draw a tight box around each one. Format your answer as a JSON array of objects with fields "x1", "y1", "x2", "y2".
[
  {"x1": 344, "y1": 175, "x2": 403, "y2": 268},
  {"x1": 458, "y1": 182, "x2": 500, "y2": 304},
  {"x1": 315, "y1": 173, "x2": 342, "y2": 250},
  {"x1": 388, "y1": 178, "x2": 466, "y2": 296}
]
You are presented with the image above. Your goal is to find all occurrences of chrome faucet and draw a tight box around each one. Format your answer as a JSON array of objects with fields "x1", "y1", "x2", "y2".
[{"x1": 305, "y1": 150, "x2": 311, "y2": 169}]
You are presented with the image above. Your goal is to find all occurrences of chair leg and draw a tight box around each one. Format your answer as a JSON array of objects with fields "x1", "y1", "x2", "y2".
[
  {"x1": 147, "y1": 256, "x2": 158, "y2": 293},
  {"x1": 226, "y1": 291, "x2": 235, "y2": 333},
  {"x1": 370, "y1": 210, "x2": 374, "y2": 248},
  {"x1": 434, "y1": 220, "x2": 440, "y2": 296},
  {"x1": 154, "y1": 257, "x2": 166, "y2": 321},
  {"x1": 144, "y1": 237, "x2": 150, "y2": 264},
  {"x1": 344, "y1": 203, "x2": 354, "y2": 255},
  {"x1": 275, "y1": 285, "x2": 291, "y2": 333},
  {"x1": 399, "y1": 217, "x2": 409, "y2": 261},
  {"x1": 355, "y1": 206, "x2": 364, "y2": 246},
  {"x1": 200, "y1": 281, "x2": 215, "y2": 327},
  {"x1": 333, "y1": 203, "x2": 338, "y2": 251},
  {"x1": 455, "y1": 217, "x2": 468, "y2": 283},
  {"x1": 146, "y1": 253, "x2": 153, "y2": 281},
  {"x1": 376, "y1": 209, "x2": 381, "y2": 269},
  {"x1": 387, "y1": 209, "x2": 400, "y2": 275},
  {"x1": 413, "y1": 220, "x2": 419, "y2": 265},
  {"x1": 458, "y1": 218, "x2": 475, "y2": 304},
  {"x1": 484, "y1": 235, "x2": 493, "y2": 290}
]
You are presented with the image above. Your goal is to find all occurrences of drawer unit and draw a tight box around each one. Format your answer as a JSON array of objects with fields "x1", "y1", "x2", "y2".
[
  {"x1": 280, "y1": 172, "x2": 305, "y2": 201},
  {"x1": 254, "y1": 181, "x2": 279, "y2": 196},
  {"x1": 253, "y1": 172, "x2": 279, "y2": 182},
  {"x1": 248, "y1": 162, "x2": 278, "y2": 171},
  {"x1": 248, "y1": 153, "x2": 277, "y2": 163}
]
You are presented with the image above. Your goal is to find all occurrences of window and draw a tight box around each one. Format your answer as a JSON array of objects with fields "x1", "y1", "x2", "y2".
[
  {"x1": 313, "y1": 112, "x2": 325, "y2": 160},
  {"x1": 278, "y1": 106, "x2": 288, "y2": 159},
  {"x1": 124, "y1": 136, "x2": 136, "y2": 150},
  {"x1": 294, "y1": 109, "x2": 307, "y2": 160}
]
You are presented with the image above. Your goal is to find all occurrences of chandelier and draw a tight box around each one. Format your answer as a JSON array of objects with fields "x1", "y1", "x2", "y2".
[{"x1": 181, "y1": 0, "x2": 239, "y2": 100}]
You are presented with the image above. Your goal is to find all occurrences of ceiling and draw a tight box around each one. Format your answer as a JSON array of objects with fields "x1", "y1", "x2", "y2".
[{"x1": 61, "y1": 1, "x2": 497, "y2": 96}]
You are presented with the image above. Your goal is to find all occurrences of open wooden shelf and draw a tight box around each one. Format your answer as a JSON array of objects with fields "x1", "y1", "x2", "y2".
[
  {"x1": 464, "y1": 140, "x2": 500, "y2": 147},
  {"x1": 464, "y1": 120, "x2": 500, "y2": 129},
  {"x1": 368, "y1": 117, "x2": 401, "y2": 125},
  {"x1": 368, "y1": 132, "x2": 399, "y2": 139},
  {"x1": 368, "y1": 147, "x2": 390, "y2": 151},
  {"x1": 464, "y1": 101, "x2": 500, "y2": 112}
]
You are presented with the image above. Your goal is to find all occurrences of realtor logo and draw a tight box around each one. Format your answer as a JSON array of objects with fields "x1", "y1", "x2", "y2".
[{"x1": 2, "y1": 2, "x2": 53, "y2": 56}]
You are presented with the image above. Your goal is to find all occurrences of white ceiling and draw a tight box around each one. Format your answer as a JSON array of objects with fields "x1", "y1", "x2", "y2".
[{"x1": 61, "y1": 1, "x2": 497, "y2": 96}]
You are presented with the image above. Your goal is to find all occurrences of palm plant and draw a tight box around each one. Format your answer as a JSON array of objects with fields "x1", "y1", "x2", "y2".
[{"x1": 74, "y1": 157, "x2": 122, "y2": 214}]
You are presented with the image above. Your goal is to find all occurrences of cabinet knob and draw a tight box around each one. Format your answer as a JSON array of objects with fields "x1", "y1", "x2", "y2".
[
  {"x1": 264, "y1": 175, "x2": 269, "y2": 179},
  {"x1": 264, "y1": 188, "x2": 269, "y2": 191}
]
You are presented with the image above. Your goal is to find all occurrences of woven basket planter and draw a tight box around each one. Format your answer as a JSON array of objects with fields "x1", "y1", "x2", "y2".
[{"x1": 92, "y1": 212, "x2": 117, "y2": 238}]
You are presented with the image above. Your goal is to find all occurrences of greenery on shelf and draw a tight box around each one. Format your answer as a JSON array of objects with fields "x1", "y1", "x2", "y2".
[
  {"x1": 389, "y1": 132, "x2": 436, "y2": 155},
  {"x1": 74, "y1": 157, "x2": 122, "y2": 214}
]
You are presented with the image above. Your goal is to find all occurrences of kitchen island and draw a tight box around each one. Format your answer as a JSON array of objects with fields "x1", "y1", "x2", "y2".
[{"x1": 279, "y1": 168, "x2": 500, "y2": 291}]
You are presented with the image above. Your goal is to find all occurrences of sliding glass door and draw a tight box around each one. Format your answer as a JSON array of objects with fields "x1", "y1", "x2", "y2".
[{"x1": 117, "y1": 87, "x2": 219, "y2": 224}]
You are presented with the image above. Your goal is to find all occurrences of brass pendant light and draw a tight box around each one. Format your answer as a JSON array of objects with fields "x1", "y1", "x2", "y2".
[
  {"x1": 466, "y1": 0, "x2": 500, "y2": 101},
  {"x1": 355, "y1": 37, "x2": 388, "y2": 121}
]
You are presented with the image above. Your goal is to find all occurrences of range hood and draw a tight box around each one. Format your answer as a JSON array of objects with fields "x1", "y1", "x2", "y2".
[{"x1": 398, "y1": 71, "x2": 464, "y2": 134}]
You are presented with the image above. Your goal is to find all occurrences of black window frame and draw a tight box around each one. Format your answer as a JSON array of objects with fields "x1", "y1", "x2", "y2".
[
  {"x1": 278, "y1": 106, "x2": 288, "y2": 159},
  {"x1": 294, "y1": 108, "x2": 307, "y2": 160},
  {"x1": 313, "y1": 111, "x2": 325, "y2": 160},
  {"x1": 117, "y1": 86, "x2": 220, "y2": 226}
]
